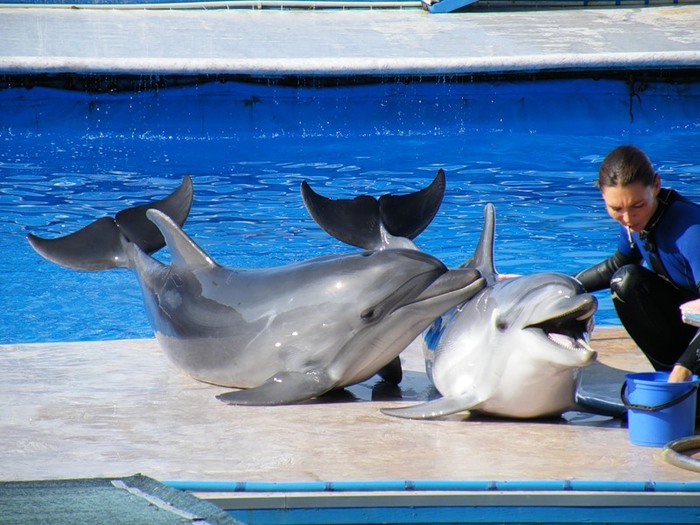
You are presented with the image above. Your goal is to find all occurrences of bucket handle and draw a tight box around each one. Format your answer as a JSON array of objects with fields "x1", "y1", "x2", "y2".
[{"x1": 620, "y1": 382, "x2": 698, "y2": 412}]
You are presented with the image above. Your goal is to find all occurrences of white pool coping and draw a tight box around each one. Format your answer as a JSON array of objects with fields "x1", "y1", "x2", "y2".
[{"x1": 1, "y1": 5, "x2": 699, "y2": 77}]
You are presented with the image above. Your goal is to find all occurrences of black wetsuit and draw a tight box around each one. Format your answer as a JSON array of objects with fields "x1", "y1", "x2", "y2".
[{"x1": 576, "y1": 189, "x2": 700, "y2": 372}]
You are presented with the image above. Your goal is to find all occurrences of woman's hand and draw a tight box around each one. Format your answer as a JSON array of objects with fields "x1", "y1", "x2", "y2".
[{"x1": 668, "y1": 364, "x2": 693, "y2": 383}]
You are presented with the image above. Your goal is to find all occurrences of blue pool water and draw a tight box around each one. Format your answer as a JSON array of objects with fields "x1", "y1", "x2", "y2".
[{"x1": 2, "y1": 78, "x2": 700, "y2": 344}]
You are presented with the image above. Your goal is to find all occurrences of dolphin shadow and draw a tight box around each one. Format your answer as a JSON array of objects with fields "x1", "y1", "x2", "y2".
[
  {"x1": 287, "y1": 360, "x2": 630, "y2": 429},
  {"x1": 213, "y1": 361, "x2": 628, "y2": 430},
  {"x1": 353, "y1": 370, "x2": 439, "y2": 403},
  {"x1": 228, "y1": 369, "x2": 438, "y2": 406}
]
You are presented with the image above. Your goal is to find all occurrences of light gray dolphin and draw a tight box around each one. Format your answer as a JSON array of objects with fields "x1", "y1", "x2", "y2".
[
  {"x1": 387, "y1": 205, "x2": 599, "y2": 419},
  {"x1": 27, "y1": 176, "x2": 485, "y2": 406},
  {"x1": 302, "y1": 181, "x2": 618, "y2": 420}
]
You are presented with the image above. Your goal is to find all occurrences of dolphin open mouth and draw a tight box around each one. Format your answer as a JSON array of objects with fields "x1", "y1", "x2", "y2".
[{"x1": 525, "y1": 295, "x2": 597, "y2": 360}]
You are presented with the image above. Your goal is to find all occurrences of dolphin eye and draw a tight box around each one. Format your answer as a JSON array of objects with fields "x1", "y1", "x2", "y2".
[
  {"x1": 496, "y1": 319, "x2": 508, "y2": 331},
  {"x1": 361, "y1": 308, "x2": 377, "y2": 321}
]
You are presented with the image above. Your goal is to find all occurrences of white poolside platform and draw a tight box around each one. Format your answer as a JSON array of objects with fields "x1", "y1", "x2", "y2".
[
  {"x1": 0, "y1": 5, "x2": 699, "y2": 77},
  {"x1": 2, "y1": 327, "x2": 700, "y2": 484}
]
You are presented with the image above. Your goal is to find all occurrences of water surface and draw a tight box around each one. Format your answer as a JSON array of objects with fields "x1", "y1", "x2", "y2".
[{"x1": 2, "y1": 78, "x2": 699, "y2": 343}]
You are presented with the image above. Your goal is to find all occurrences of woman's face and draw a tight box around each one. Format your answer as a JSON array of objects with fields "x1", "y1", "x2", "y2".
[{"x1": 600, "y1": 178, "x2": 660, "y2": 233}]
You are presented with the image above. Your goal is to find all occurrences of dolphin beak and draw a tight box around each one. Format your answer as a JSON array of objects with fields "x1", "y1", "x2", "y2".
[{"x1": 524, "y1": 294, "x2": 598, "y2": 364}]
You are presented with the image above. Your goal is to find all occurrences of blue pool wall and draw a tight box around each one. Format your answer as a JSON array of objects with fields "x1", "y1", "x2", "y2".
[{"x1": 163, "y1": 479, "x2": 700, "y2": 525}]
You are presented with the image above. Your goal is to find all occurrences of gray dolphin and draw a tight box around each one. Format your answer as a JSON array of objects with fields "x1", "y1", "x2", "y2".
[
  {"x1": 27, "y1": 176, "x2": 485, "y2": 405},
  {"x1": 302, "y1": 181, "x2": 620, "y2": 420}
]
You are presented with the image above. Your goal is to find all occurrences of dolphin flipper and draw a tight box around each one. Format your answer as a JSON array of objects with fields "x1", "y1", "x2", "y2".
[
  {"x1": 574, "y1": 361, "x2": 628, "y2": 418},
  {"x1": 381, "y1": 394, "x2": 482, "y2": 420},
  {"x1": 27, "y1": 176, "x2": 193, "y2": 271},
  {"x1": 301, "y1": 169, "x2": 445, "y2": 250},
  {"x1": 217, "y1": 371, "x2": 337, "y2": 406}
]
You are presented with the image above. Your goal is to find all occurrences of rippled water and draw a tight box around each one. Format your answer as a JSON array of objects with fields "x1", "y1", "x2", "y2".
[{"x1": 2, "y1": 78, "x2": 700, "y2": 343}]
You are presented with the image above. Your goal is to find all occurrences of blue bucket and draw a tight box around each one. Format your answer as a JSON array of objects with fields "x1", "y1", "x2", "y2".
[{"x1": 622, "y1": 372, "x2": 699, "y2": 447}]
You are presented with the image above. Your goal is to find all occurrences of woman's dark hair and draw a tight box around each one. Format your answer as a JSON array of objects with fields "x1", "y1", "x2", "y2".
[{"x1": 597, "y1": 145, "x2": 657, "y2": 189}]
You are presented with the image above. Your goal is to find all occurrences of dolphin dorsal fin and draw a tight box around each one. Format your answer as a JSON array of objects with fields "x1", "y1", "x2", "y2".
[
  {"x1": 301, "y1": 169, "x2": 445, "y2": 250},
  {"x1": 462, "y1": 203, "x2": 498, "y2": 285},
  {"x1": 146, "y1": 209, "x2": 216, "y2": 269}
]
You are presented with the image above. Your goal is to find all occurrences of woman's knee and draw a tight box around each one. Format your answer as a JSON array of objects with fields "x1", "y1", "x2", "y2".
[{"x1": 610, "y1": 264, "x2": 649, "y2": 302}]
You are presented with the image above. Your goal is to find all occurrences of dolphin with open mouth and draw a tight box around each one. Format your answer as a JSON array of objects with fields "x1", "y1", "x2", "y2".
[
  {"x1": 384, "y1": 203, "x2": 599, "y2": 419},
  {"x1": 27, "y1": 176, "x2": 485, "y2": 406},
  {"x1": 302, "y1": 178, "x2": 617, "y2": 420}
]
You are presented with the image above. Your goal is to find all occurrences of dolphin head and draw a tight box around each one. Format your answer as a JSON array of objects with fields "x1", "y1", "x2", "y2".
[
  {"x1": 427, "y1": 272, "x2": 597, "y2": 414},
  {"x1": 487, "y1": 273, "x2": 597, "y2": 369},
  {"x1": 458, "y1": 203, "x2": 596, "y2": 372},
  {"x1": 437, "y1": 203, "x2": 596, "y2": 377}
]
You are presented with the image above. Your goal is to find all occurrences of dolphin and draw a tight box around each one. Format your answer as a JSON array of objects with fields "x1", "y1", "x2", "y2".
[
  {"x1": 27, "y1": 176, "x2": 486, "y2": 406},
  {"x1": 302, "y1": 180, "x2": 616, "y2": 420}
]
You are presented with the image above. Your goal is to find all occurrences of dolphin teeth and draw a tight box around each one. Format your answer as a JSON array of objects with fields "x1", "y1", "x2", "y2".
[
  {"x1": 547, "y1": 332, "x2": 576, "y2": 350},
  {"x1": 576, "y1": 337, "x2": 594, "y2": 351},
  {"x1": 547, "y1": 332, "x2": 594, "y2": 353}
]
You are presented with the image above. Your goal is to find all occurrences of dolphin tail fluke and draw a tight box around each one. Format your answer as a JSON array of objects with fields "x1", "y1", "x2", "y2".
[
  {"x1": 301, "y1": 169, "x2": 445, "y2": 250},
  {"x1": 27, "y1": 176, "x2": 194, "y2": 271},
  {"x1": 114, "y1": 175, "x2": 193, "y2": 254},
  {"x1": 381, "y1": 394, "x2": 480, "y2": 420},
  {"x1": 574, "y1": 392, "x2": 626, "y2": 419},
  {"x1": 28, "y1": 217, "x2": 132, "y2": 271}
]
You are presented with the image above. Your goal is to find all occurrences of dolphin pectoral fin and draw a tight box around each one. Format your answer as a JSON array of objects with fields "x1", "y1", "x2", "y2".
[
  {"x1": 573, "y1": 361, "x2": 628, "y2": 418},
  {"x1": 147, "y1": 209, "x2": 216, "y2": 269},
  {"x1": 376, "y1": 356, "x2": 403, "y2": 385},
  {"x1": 381, "y1": 395, "x2": 480, "y2": 420},
  {"x1": 460, "y1": 203, "x2": 498, "y2": 284},
  {"x1": 216, "y1": 371, "x2": 336, "y2": 406}
]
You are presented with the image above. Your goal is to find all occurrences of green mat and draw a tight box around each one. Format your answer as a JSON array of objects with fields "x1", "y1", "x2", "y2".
[{"x1": 0, "y1": 474, "x2": 241, "y2": 525}]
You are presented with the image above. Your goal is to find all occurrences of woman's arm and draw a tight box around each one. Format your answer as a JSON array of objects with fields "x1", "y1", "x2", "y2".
[
  {"x1": 671, "y1": 325, "x2": 700, "y2": 383},
  {"x1": 574, "y1": 250, "x2": 639, "y2": 292}
]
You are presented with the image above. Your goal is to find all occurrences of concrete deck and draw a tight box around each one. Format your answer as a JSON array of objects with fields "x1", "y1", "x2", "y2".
[
  {"x1": 0, "y1": 6, "x2": 699, "y2": 77},
  {"x1": 2, "y1": 0, "x2": 700, "y2": 491},
  {"x1": 3, "y1": 327, "x2": 700, "y2": 484}
]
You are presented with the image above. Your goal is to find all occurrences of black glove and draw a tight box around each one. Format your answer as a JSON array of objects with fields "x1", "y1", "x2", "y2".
[{"x1": 574, "y1": 250, "x2": 639, "y2": 293}]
